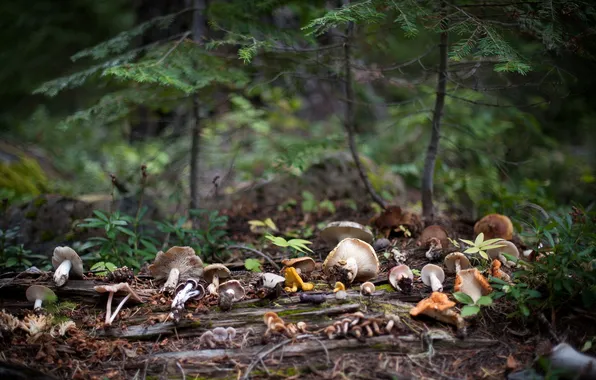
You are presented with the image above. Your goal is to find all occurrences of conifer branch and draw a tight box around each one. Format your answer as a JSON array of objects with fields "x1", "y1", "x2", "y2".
[{"x1": 445, "y1": 93, "x2": 552, "y2": 108}]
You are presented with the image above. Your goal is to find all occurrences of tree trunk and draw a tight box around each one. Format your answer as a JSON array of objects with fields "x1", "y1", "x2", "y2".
[
  {"x1": 421, "y1": 3, "x2": 448, "y2": 222},
  {"x1": 342, "y1": 0, "x2": 387, "y2": 210},
  {"x1": 189, "y1": 0, "x2": 207, "y2": 221}
]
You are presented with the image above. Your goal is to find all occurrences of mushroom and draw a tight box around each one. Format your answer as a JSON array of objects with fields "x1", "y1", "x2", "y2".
[
  {"x1": 418, "y1": 225, "x2": 449, "y2": 248},
  {"x1": 335, "y1": 290, "x2": 348, "y2": 300},
  {"x1": 474, "y1": 214, "x2": 514, "y2": 240},
  {"x1": 170, "y1": 279, "x2": 204, "y2": 320},
  {"x1": 490, "y1": 259, "x2": 511, "y2": 283},
  {"x1": 323, "y1": 238, "x2": 379, "y2": 284},
  {"x1": 284, "y1": 267, "x2": 314, "y2": 292},
  {"x1": 203, "y1": 264, "x2": 231, "y2": 295},
  {"x1": 259, "y1": 272, "x2": 286, "y2": 289},
  {"x1": 281, "y1": 257, "x2": 316, "y2": 276},
  {"x1": 372, "y1": 238, "x2": 391, "y2": 252},
  {"x1": 420, "y1": 264, "x2": 445, "y2": 292},
  {"x1": 149, "y1": 246, "x2": 203, "y2": 293},
  {"x1": 333, "y1": 282, "x2": 346, "y2": 293},
  {"x1": 26, "y1": 285, "x2": 57, "y2": 311},
  {"x1": 372, "y1": 205, "x2": 422, "y2": 237},
  {"x1": 549, "y1": 342, "x2": 596, "y2": 379},
  {"x1": 388, "y1": 264, "x2": 414, "y2": 292},
  {"x1": 94, "y1": 283, "x2": 143, "y2": 325},
  {"x1": 52, "y1": 246, "x2": 84, "y2": 287},
  {"x1": 486, "y1": 240, "x2": 520, "y2": 268},
  {"x1": 218, "y1": 280, "x2": 245, "y2": 311},
  {"x1": 444, "y1": 252, "x2": 471, "y2": 274},
  {"x1": 410, "y1": 292, "x2": 465, "y2": 332},
  {"x1": 360, "y1": 282, "x2": 375, "y2": 296},
  {"x1": 320, "y1": 221, "x2": 374, "y2": 245},
  {"x1": 212, "y1": 327, "x2": 229, "y2": 343},
  {"x1": 454, "y1": 268, "x2": 492, "y2": 303}
]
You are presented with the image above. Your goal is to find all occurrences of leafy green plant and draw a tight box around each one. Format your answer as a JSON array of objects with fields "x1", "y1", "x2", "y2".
[
  {"x1": 248, "y1": 218, "x2": 278, "y2": 234},
  {"x1": 301, "y1": 191, "x2": 335, "y2": 214},
  {"x1": 453, "y1": 291, "x2": 493, "y2": 317},
  {"x1": 264, "y1": 234, "x2": 313, "y2": 256},
  {"x1": 459, "y1": 233, "x2": 505, "y2": 262},
  {"x1": 90, "y1": 261, "x2": 118, "y2": 276},
  {"x1": 244, "y1": 258, "x2": 262, "y2": 273},
  {"x1": 491, "y1": 277, "x2": 542, "y2": 319}
]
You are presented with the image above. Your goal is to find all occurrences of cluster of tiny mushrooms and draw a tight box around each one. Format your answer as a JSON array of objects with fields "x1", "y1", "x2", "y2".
[{"x1": 24, "y1": 213, "x2": 522, "y2": 334}]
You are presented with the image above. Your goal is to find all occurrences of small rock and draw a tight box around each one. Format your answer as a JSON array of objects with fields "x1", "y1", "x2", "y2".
[{"x1": 373, "y1": 238, "x2": 391, "y2": 252}]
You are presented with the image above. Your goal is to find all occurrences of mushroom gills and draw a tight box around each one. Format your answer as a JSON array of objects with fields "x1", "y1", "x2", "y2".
[{"x1": 53, "y1": 259, "x2": 72, "y2": 286}]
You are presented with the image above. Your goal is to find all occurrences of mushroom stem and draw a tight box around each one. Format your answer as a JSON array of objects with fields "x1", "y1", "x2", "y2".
[
  {"x1": 344, "y1": 257, "x2": 359, "y2": 282},
  {"x1": 162, "y1": 268, "x2": 181, "y2": 293},
  {"x1": 171, "y1": 282, "x2": 194, "y2": 311},
  {"x1": 34, "y1": 299, "x2": 43, "y2": 310},
  {"x1": 105, "y1": 291, "x2": 114, "y2": 325},
  {"x1": 429, "y1": 273, "x2": 443, "y2": 292},
  {"x1": 455, "y1": 259, "x2": 461, "y2": 274},
  {"x1": 108, "y1": 294, "x2": 131, "y2": 325},
  {"x1": 53, "y1": 259, "x2": 72, "y2": 287}
]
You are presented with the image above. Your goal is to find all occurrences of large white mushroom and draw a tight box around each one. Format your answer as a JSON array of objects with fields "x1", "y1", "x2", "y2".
[
  {"x1": 52, "y1": 246, "x2": 84, "y2": 287},
  {"x1": 320, "y1": 222, "x2": 374, "y2": 245},
  {"x1": 323, "y1": 238, "x2": 379, "y2": 284},
  {"x1": 149, "y1": 246, "x2": 204, "y2": 293},
  {"x1": 454, "y1": 268, "x2": 492, "y2": 303},
  {"x1": 486, "y1": 240, "x2": 520, "y2": 268},
  {"x1": 420, "y1": 264, "x2": 445, "y2": 292}
]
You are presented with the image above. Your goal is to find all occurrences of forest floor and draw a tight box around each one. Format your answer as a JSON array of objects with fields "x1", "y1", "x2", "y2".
[{"x1": 0, "y1": 200, "x2": 594, "y2": 380}]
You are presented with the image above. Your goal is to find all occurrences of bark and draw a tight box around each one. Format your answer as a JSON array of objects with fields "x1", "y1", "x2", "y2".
[
  {"x1": 422, "y1": 3, "x2": 449, "y2": 222},
  {"x1": 342, "y1": 0, "x2": 387, "y2": 210},
  {"x1": 189, "y1": 0, "x2": 207, "y2": 222}
]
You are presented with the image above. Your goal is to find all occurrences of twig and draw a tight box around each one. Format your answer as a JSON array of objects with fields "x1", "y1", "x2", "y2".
[
  {"x1": 226, "y1": 245, "x2": 281, "y2": 271},
  {"x1": 176, "y1": 361, "x2": 187, "y2": 380},
  {"x1": 445, "y1": 93, "x2": 552, "y2": 108},
  {"x1": 153, "y1": 31, "x2": 192, "y2": 66},
  {"x1": 241, "y1": 338, "x2": 293, "y2": 380}
]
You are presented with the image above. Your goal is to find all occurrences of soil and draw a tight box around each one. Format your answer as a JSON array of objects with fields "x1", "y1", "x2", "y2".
[{"x1": 0, "y1": 200, "x2": 594, "y2": 380}]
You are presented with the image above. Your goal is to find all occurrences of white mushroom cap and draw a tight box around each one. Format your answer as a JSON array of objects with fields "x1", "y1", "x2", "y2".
[
  {"x1": 212, "y1": 327, "x2": 229, "y2": 342},
  {"x1": 420, "y1": 264, "x2": 445, "y2": 292},
  {"x1": 218, "y1": 280, "x2": 245, "y2": 301},
  {"x1": 360, "y1": 282, "x2": 375, "y2": 296},
  {"x1": 52, "y1": 246, "x2": 84, "y2": 276},
  {"x1": 388, "y1": 264, "x2": 414, "y2": 289},
  {"x1": 94, "y1": 282, "x2": 143, "y2": 302},
  {"x1": 323, "y1": 238, "x2": 379, "y2": 284},
  {"x1": 203, "y1": 264, "x2": 231, "y2": 283},
  {"x1": 260, "y1": 273, "x2": 286, "y2": 289},
  {"x1": 320, "y1": 221, "x2": 374, "y2": 245},
  {"x1": 486, "y1": 240, "x2": 520, "y2": 267},
  {"x1": 444, "y1": 252, "x2": 471, "y2": 274},
  {"x1": 281, "y1": 257, "x2": 316, "y2": 274},
  {"x1": 26, "y1": 285, "x2": 57, "y2": 310}
]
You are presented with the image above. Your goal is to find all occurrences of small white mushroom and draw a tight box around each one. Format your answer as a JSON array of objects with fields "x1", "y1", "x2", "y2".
[
  {"x1": 94, "y1": 283, "x2": 143, "y2": 325},
  {"x1": 486, "y1": 240, "x2": 520, "y2": 268},
  {"x1": 260, "y1": 272, "x2": 286, "y2": 289},
  {"x1": 203, "y1": 264, "x2": 231, "y2": 295},
  {"x1": 52, "y1": 246, "x2": 83, "y2": 287},
  {"x1": 26, "y1": 285, "x2": 57, "y2": 310},
  {"x1": 360, "y1": 282, "x2": 375, "y2": 296},
  {"x1": 444, "y1": 252, "x2": 471, "y2": 274},
  {"x1": 420, "y1": 264, "x2": 445, "y2": 292},
  {"x1": 388, "y1": 264, "x2": 413, "y2": 291}
]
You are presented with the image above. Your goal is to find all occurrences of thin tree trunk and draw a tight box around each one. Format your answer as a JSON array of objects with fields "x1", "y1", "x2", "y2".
[
  {"x1": 342, "y1": 1, "x2": 387, "y2": 210},
  {"x1": 189, "y1": 0, "x2": 207, "y2": 221},
  {"x1": 421, "y1": 3, "x2": 448, "y2": 222}
]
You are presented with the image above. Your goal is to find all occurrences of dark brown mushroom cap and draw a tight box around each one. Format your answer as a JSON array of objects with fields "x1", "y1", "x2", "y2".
[
  {"x1": 149, "y1": 246, "x2": 203, "y2": 281},
  {"x1": 26, "y1": 285, "x2": 56, "y2": 302},
  {"x1": 418, "y1": 225, "x2": 449, "y2": 248},
  {"x1": 51, "y1": 246, "x2": 84, "y2": 277},
  {"x1": 474, "y1": 214, "x2": 514, "y2": 240}
]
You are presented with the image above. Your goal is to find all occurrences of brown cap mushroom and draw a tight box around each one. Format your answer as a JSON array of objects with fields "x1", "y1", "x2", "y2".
[
  {"x1": 218, "y1": 280, "x2": 245, "y2": 302},
  {"x1": 421, "y1": 264, "x2": 445, "y2": 292},
  {"x1": 320, "y1": 221, "x2": 374, "y2": 245},
  {"x1": 418, "y1": 225, "x2": 449, "y2": 248},
  {"x1": 444, "y1": 252, "x2": 471, "y2": 274},
  {"x1": 149, "y1": 246, "x2": 204, "y2": 293},
  {"x1": 323, "y1": 238, "x2": 379, "y2": 284},
  {"x1": 26, "y1": 285, "x2": 57, "y2": 310},
  {"x1": 474, "y1": 214, "x2": 514, "y2": 240},
  {"x1": 486, "y1": 240, "x2": 520, "y2": 267},
  {"x1": 52, "y1": 246, "x2": 84, "y2": 287},
  {"x1": 360, "y1": 282, "x2": 375, "y2": 296},
  {"x1": 94, "y1": 282, "x2": 143, "y2": 325},
  {"x1": 203, "y1": 264, "x2": 231, "y2": 295},
  {"x1": 454, "y1": 268, "x2": 492, "y2": 303},
  {"x1": 388, "y1": 264, "x2": 414, "y2": 291},
  {"x1": 410, "y1": 292, "x2": 465, "y2": 331},
  {"x1": 281, "y1": 257, "x2": 316, "y2": 275},
  {"x1": 372, "y1": 206, "x2": 422, "y2": 238}
]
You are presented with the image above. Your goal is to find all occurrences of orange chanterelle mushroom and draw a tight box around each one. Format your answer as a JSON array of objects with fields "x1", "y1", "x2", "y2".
[{"x1": 410, "y1": 292, "x2": 465, "y2": 331}]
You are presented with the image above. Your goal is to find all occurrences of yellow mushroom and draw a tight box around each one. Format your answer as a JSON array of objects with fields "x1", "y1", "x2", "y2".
[
  {"x1": 333, "y1": 281, "x2": 346, "y2": 293},
  {"x1": 284, "y1": 267, "x2": 314, "y2": 292}
]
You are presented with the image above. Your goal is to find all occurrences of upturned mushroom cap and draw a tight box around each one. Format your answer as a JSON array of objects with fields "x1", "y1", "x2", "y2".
[
  {"x1": 203, "y1": 264, "x2": 231, "y2": 283},
  {"x1": 260, "y1": 272, "x2": 286, "y2": 289},
  {"x1": 388, "y1": 264, "x2": 413, "y2": 290},
  {"x1": 333, "y1": 281, "x2": 346, "y2": 293},
  {"x1": 443, "y1": 252, "x2": 471, "y2": 274},
  {"x1": 410, "y1": 292, "x2": 465, "y2": 329},
  {"x1": 360, "y1": 282, "x2": 375, "y2": 295},
  {"x1": 454, "y1": 268, "x2": 492, "y2": 303},
  {"x1": 486, "y1": 240, "x2": 520, "y2": 267},
  {"x1": 218, "y1": 280, "x2": 245, "y2": 301},
  {"x1": 420, "y1": 264, "x2": 445, "y2": 290},
  {"x1": 323, "y1": 238, "x2": 379, "y2": 284},
  {"x1": 418, "y1": 225, "x2": 449, "y2": 248},
  {"x1": 474, "y1": 214, "x2": 514, "y2": 240},
  {"x1": 94, "y1": 282, "x2": 144, "y2": 302},
  {"x1": 281, "y1": 257, "x2": 316, "y2": 274},
  {"x1": 149, "y1": 246, "x2": 204, "y2": 280},
  {"x1": 320, "y1": 221, "x2": 374, "y2": 244},
  {"x1": 52, "y1": 246, "x2": 84, "y2": 276},
  {"x1": 26, "y1": 285, "x2": 57, "y2": 303}
]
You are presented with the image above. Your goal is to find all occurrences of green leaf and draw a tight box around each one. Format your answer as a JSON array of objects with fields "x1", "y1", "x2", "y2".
[
  {"x1": 482, "y1": 244, "x2": 506, "y2": 250},
  {"x1": 264, "y1": 218, "x2": 278, "y2": 232},
  {"x1": 479, "y1": 250, "x2": 489, "y2": 260},
  {"x1": 483, "y1": 238, "x2": 507, "y2": 245},
  {"x1": 474, "y1": 232, "x2": 485, "y2": 246},
  {"x1": 244, "y1": 258, "x2": 262, "y2": 272},
  {"x1": 459, "y1": 238, "x2": 474, "y2": 246},
  {"x1": 453, "y1": 291, "x2": 474, "y2": 305},
  {"x1": 464, "y1": 247, "x2": 480, "y2": 254},
  {"x1": 476, "y1": 296, "x2": 493, "y2": 306},
  {"x1": 461, "y1": 305, "x2": 480, "y2": 317},
  {"x1": 582, "y1": 340, "x2": 593, "y2": 352}
]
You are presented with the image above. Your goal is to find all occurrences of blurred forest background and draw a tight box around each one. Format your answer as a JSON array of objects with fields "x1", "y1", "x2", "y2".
[{"x1": 1, "y1": 0, "x2": 595, "y2": 224}]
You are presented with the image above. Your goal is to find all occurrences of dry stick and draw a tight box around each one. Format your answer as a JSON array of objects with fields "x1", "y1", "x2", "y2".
[
  {"x1": 226, "y1": 245, "x2": 281, "y2": 271},
  {"x1": 241, "y1": 338, "x2": 293, "y2": 380},
  {"x1": 421, "y1": 2, "x2": 449, "y2": 223},
  {"x1": 342, "y1": 15, "x2": 387, "y2": 210}
]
